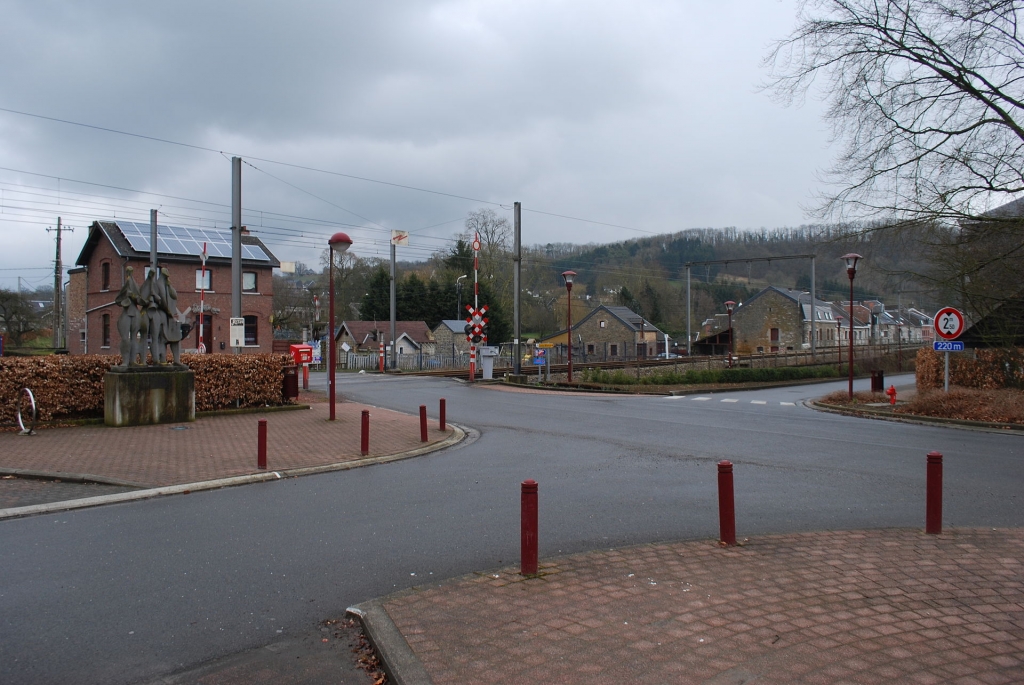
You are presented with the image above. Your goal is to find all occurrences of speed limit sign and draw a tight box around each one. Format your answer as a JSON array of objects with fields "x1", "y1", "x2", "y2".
[{"x1": 934, "y1": 307, "x2": 965, "y2": 340}]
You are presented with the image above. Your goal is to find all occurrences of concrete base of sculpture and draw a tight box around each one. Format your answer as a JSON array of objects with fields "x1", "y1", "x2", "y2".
[{"x1": 104, "y1": 367, "x2": 195, "y2": 427}]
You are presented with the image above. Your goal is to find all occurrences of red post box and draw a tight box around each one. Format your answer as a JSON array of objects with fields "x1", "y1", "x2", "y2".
[{"x1": 289, "y1": 344, "x2": 313, "y2": 365}]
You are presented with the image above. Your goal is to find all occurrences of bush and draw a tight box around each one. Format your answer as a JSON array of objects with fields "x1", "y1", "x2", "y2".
[
  {"x1": 897, "y1": 388, "x2": 1024, "y2": 424},
  {"x1": 0, "y1": 354, "x2": 291, "y2": 423},
  {"x1": 916, "y1": 348, "x2": 1024, "y2": 390},
  {"x1": 580, "y1": 364, "x2": 840, "y2": 386}
]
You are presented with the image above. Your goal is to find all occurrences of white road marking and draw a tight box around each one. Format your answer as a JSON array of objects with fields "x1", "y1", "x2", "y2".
[
  {"x1": 751, "y1": 400, "x2": 767, "y2": 405},
  {"x1": 691, "y1": 396, "x2": 712, "y2": 401},
  {"x1": 781, "y1": 402, "x2": 796, "y2": 406},
  {"x1": 721, "y1": 399, "x2": 738, "y2": 403}
]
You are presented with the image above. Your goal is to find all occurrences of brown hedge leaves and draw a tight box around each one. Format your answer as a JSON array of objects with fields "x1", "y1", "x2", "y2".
[
  {"x1": 0, "y1": 354, "x2": 291, "y2": 422},
  {"x1": 916, "y1": 348, "x2": 1024, "y2": 390}
]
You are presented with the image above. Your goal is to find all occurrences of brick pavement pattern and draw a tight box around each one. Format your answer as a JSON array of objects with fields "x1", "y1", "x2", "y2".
[
  {"x1": 0, "y1": 401, "x2": 452, "y2": 487},
  {"x1": 384, "y1": 528, "x2": 1024, "y2": 685}
]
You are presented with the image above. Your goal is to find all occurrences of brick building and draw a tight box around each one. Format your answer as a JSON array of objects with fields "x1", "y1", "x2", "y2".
[
  {"x1": 540, "y1": 305, "x2": 663, "y2": 360},
  {"x1": 68, "y1": 220, "x2": 279, "y2": 356}
]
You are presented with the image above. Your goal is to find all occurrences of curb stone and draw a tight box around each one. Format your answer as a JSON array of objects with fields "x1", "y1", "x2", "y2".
[
  {"x1": 0, "y1": 467, "x2": 147, "y2": 487},
  {"x1": 347, "y1": 600, "x2": 434, "y2": 685},
  {"x1": 0, "y1": 424, "x2": 467, "y2": 520}
]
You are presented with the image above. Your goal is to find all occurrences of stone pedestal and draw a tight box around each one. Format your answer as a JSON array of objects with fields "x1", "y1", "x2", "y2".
[{"x1": 104, "y1": 367, "x2": 195, "y2": 427}]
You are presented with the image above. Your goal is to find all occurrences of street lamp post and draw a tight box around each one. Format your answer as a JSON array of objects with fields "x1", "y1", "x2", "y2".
[
  {"x1": 562, "y1": 270, "x2": 576, "y2": 382},
  {"x1": 456, "y1": 274, "x2": 467, "y2": 319},
  {"x1": 724, "y1": 300, "x2": 736, "y2": 368},
  {"x1": 328, "y1": 232, "x2": 353, "y2": 421},
  {"x1": 841, "y1": 253, "x2": 862, "y2": 400}
]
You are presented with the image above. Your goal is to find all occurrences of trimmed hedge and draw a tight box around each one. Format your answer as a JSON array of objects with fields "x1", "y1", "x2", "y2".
[
  {"x1": 916, "y1": 348, "x2": 1024, "y2": 390},
  {"x1": 0, "y1": 353, "x2": 291, "y2": 423},
  {"x1": 581, "y1": 365, "x2": 840, "y2": 386}
]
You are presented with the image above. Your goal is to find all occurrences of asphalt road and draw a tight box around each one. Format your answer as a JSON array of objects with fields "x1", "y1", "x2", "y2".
[{"x1": 1, "y1": 373, "x2": 1020, "y2": 685}]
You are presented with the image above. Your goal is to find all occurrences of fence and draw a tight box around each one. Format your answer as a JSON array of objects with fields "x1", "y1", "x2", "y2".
[{"x1": 329, "y1": 341, "x2": 921, "y2": 374}]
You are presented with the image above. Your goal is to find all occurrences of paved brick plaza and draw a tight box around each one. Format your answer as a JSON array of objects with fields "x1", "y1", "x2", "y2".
[
  {"x1": 383, "y1": 528, "x2": 1024, "y2": 685},
  {"x1": 0, "y1": 399, "x2": 452, "y2": 488}
]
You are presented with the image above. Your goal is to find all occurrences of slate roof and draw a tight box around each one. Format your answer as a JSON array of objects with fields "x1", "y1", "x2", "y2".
[
  {"x1": 584, "y1": 305, "x2": 664, "y2": 335},
  {"x1": 536, "y1": 304, "x2": 663, "y2": 344},
  {"x1": 981, "y1": 196, "x2": 1024, "y2": 219},
  {"x1": 436, "y1": 319, "x2": 469, "y2": 334}
]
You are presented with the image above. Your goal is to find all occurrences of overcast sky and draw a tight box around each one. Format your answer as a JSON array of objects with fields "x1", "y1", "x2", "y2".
[{"x1": 0, "y1": 0, "x2": 832, "y2": 290}]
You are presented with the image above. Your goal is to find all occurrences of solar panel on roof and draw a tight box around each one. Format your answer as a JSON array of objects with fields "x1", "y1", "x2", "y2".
[{"x1": 114, "y1": 221, "x2": 270, "y2": 261}]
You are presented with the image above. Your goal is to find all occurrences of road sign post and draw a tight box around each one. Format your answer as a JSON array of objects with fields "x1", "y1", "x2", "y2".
[{"x1": 933, "y1": 307, "x2": 965, "y2": 393}]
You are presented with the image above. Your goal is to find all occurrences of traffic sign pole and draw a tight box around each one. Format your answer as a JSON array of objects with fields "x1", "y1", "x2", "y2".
[
  {"x1": 945, "y1": 350, "x2": 950, "y2": 393},
  {"x1": 933, "y1": 307, "x2": 965, "y2": 393}
]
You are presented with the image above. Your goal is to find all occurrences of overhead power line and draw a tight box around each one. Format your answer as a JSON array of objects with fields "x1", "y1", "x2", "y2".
[
  {"x1": 0, "y1": 107, "x2": 673, "y2": 237},
  {"x1": 0, "y1": 106, "x2": 503, "y2": 206}
]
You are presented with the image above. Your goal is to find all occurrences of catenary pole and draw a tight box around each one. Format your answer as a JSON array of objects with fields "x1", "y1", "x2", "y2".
[
  {"x1": 150, "y1": 209, "x2": 158, "y2": 276},
  {"x1": 50, "y1": 217, "x2": 63, "y2": 348},
  {"x1": 231, "y1": 157, "x2": 242, "y2": 353},
  {"x1": 513, "y1": 201, "x2": 521, "y2": 376},
  {"x1": 686, "y1": 265, "x2": 691, "y2": 356},
  {"x1": 810, "y1": 257, "x2": 816, "y2": 360},
  {"x1": 390, "y1": 240, "x2": 397, "y2": 370}
]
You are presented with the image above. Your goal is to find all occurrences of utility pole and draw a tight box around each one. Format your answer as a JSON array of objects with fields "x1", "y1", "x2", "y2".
[
  {"x1": 231, "y1": 156, "x2": 242, "y2": 354},
  {"x1": 47, "y1": 217, "x2": 71, "y2": 349},
  {"x1": 810, "y1": 257, "x2": 816, "y2": 361},
  {"x1": 513, "y1": 201, "x2": 521, "y2": 376}
]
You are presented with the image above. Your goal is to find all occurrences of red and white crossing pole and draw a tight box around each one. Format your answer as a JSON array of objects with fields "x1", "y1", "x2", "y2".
[
  {"x1": 469, "y1": 232, "x2": 481, "y2": 381},
  {"x1": 198, "y1": 242, "x2": 207, "y2": 353}
]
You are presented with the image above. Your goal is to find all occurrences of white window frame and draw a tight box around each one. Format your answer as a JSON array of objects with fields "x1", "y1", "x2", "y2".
[{"x1": 196, "y1": 269, "x2": 212, "y2": 290}]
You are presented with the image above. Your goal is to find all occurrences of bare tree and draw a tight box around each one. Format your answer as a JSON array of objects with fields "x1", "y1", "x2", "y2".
[
  {"x1": 766, "y1": 1, "x2": 1024, "y2": 316},
  {"x1": 767, "y1": 0, "x2": 1024, "y2": 223},
  {"x1": 461, "y1": 209, "x2": 514, "y2": 311}
]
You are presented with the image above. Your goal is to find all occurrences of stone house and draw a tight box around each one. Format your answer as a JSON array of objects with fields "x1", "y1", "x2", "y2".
[
  {"x1": 728, "y1": 286, "x2": 839, "y2": 355},
  {"x1": 540, "y1": 305, "x2": 663, "y2": 360},
  {"x1": 433, "y1": 320, "x2": 472, "y2": 357},
  {"x1": 68, "y1": 220, "x2": 279, "y2": 356}
]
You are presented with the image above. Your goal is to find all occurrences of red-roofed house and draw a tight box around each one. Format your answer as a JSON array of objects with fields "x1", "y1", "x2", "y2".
[{"x1": 335, "y1": 320, "x2": 435, "y2": 360}]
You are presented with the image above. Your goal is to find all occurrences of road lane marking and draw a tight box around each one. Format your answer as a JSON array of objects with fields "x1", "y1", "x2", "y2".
[
  {"x1": 751, "y1": 400, "x2": 767, "y2": 405},
  {"x1": 781, "y1": 402, "x2": 796, "y2": 406},
  {"x1": 721, "y1": 399, "x2": 738, "y2": 403},
  {"x1": 691, "y1": 397, "x2": 712, "y2": 401}
]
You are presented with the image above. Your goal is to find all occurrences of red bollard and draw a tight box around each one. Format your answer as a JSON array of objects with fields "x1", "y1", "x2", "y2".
[
  {"x1": 419, "y1": 405, "x2": 428, "y2": 442},
  {"x1": 439, "y1": 398, "x2": 446, "y2": 431},
  {"x1": 361, "y1": 410, "x2": 370, "y2": 456},
  {"x1": 926, "y1": 451, "x2": 943, "y2": 534},
  {"x1": 718, "y1": 460, "x2": 736, "y2": 545},
  {"x1": 257, "y1": 419, "x2": 267, "y2": 470},
  {"x1": 521, "y1": 479, "x2": 538, "y2": 576}
]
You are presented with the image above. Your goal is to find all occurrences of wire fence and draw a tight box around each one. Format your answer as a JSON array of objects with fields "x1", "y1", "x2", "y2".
[{"x1": 321, "y1": 341, "x2": 923, "y2": 374}]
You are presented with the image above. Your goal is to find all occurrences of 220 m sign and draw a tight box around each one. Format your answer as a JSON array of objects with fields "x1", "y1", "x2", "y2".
[{"x1": 933, "y1": 341, "x2": 964, "y2": 352}]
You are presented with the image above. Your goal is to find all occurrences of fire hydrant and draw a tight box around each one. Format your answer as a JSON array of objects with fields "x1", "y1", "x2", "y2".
[{"x1": 885, "y1": 385, "x2": 897, "y2": 405}]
